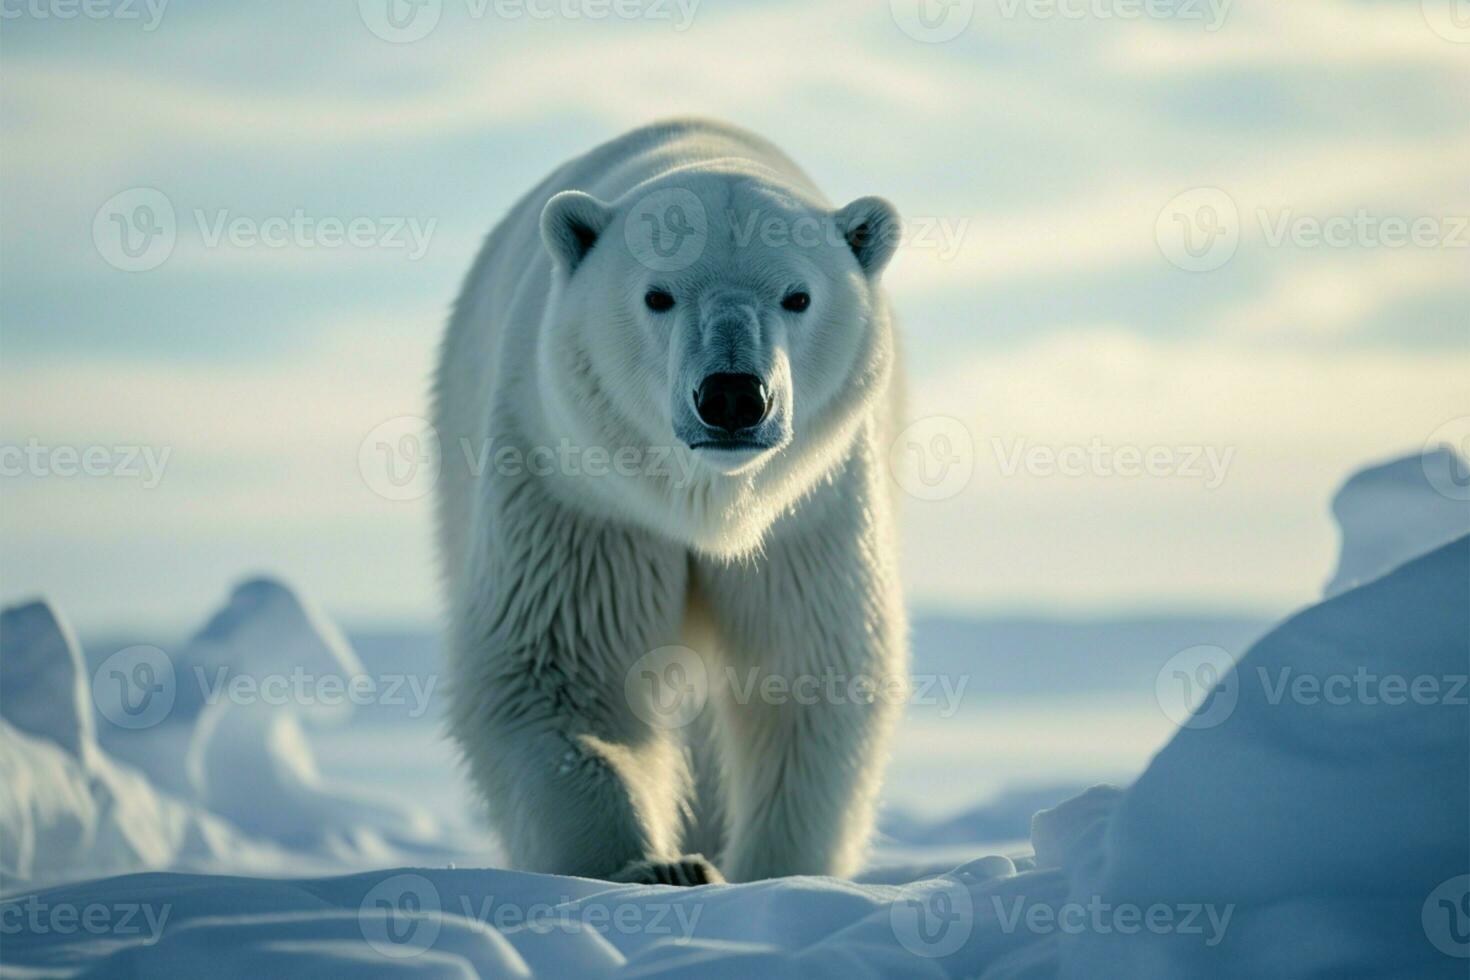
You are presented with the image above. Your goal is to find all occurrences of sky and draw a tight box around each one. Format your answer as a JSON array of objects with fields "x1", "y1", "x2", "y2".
[{"x1": 1, "y1": 0, "x2": 1467, "y2": 632}]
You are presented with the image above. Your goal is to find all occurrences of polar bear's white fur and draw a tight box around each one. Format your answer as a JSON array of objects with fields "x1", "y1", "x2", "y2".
[{"x1": 435, "y1": 119, "x2": 907, "y2": 884}]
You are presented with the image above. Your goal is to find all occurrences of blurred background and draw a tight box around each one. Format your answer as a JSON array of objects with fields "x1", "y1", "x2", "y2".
[{"x1": 3, "y1": 0, "x2": 1465, "y2": 632}]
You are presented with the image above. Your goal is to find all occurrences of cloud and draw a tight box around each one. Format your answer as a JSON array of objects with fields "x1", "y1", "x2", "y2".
[
  {"x1": 898, "y1": 331, "x2": 1469, "y2": 610},
  {"x1": 1105, "y1": 0, "x2": 1470, "y2": 73},
  {"x1": 0, "y1": 317, "x2": 443, "y2": 629},
  {"x1": 0, "y1": 0, "x2": 950, "y2": 165},
  {"x1": 887, "y1": 133, "x2": 1469, "y2": 294},
  {"x1": 1205, "y1": 249, "x2": 1466, "y2": 339}
]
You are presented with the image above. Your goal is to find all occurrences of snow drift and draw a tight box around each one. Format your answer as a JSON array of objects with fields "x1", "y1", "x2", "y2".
[
  {"x1": 0, "y1": 601, "x2": 292, "y2": 887},
  {"x1": 1, "y1": 450, "x2": 1466, "y2": 976},
  {"x1": 0, "y1": 579, "x2": 460, "y2": 890}
]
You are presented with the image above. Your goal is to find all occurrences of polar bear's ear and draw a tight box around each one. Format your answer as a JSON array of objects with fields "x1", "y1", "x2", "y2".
[
  {"x1": 540, "y1": 191, "x2": 614, "y2": 275},
  {"x1": 834, "y1": 197, "x2": 901, "y2": 278}
]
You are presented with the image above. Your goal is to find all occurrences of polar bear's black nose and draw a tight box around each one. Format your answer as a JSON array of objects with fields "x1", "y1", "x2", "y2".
[{"x1": 694, "y1": 373, "x2": 770, "y2": 433}]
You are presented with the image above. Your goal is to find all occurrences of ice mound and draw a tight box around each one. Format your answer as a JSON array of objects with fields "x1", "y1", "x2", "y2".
[
  {"x1": 2, "y1": 577, "x2": 449, "y2": 888},
  {"x1": 0, "y1": 600, "x2": 94, "y2": 763},
  {"x1": 0, "y1": 720, "x2": 292, "y2": 887},
  {"x1": 99, "y1": 577, "x2": 366, "y2": 799},
  {"x1": 167, "y1": 578, "x2": 439, "y2": 855},
  {"x1": 1046, "y1": 536, "x2": 1470, "y2": 978},
  {"x1": 1324, "y1": 448, "x2": 1469, "y2": 597},
  {"x1": 172, "y1": 577, "x2": 364, "y2": 723},
  {"x1": 186, "y1": 697, "x2": 440, "y2": 858},
  {"x1": 0, "y1": 608, "x2": 295, "y2": 888}
]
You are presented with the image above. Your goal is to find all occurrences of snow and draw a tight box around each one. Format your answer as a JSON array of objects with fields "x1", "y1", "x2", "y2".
[
  {"x1": 0, "y1": 720, "x2": 295, "y2": 886},
  {"x1": 1051, "y1": 534, "x2": 1470, "y2": 978},
  {"x1": 186, "y1": 699, "x2": 442, "y2": 859},
  {"x1": 1, "y1": 577, "x2": 469, "y2": 891},
  {"x1": 0, "y1": 600, "x2": 93, "y2": 763},
  {"x1": 96, "y1": 577, "x2": 367, "y2": 802},
  {"x1": 0, "y1": 600, "x2": 292, "y2": 885},
  {"x1": 2, "y1": 452, "x2": 1467, "y2": 976},
  {"x1": 1324, "y1": 447, "x2": 1469, "y2": 597},
  {"x1": 170, "y1": 577, "x2": 364, "y2": 725}
]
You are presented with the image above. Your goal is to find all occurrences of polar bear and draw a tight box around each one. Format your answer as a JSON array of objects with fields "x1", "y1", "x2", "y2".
[{"x1": 434, "y1": 119, "x2": 907, "y2": 885}]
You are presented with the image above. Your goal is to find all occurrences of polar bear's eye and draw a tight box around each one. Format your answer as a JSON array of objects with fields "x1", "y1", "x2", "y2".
[
  {"x1": 644, "y1": 289, "x2": 675, "y2": 313},
  {"x1": 781, "y1": 291, "x2": 811, "y2": 313}
]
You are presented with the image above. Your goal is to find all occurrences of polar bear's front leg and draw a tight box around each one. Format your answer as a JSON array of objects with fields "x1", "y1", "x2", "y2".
[
  {"x1": 715, "y1": 677, "x2": 901, "y2": 881},
  {"x1": 695, "y1": 490, "x2": 908, "y2": 882},
  {"x1": 446, "y1": 500, "x2": 698, "y2": 880}
]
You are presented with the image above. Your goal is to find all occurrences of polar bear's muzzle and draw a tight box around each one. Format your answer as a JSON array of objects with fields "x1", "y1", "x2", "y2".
[
  {"x1": 692, "y1": 373, "x2": 770, "y2": 438},
  {"x1": 683, "y1": 369, "x2": 780, "y2": 458},
  {"x1": 676, "y1": 371, "x2": 790, "y2": 465},
  {"x1": 671, "y1": 292, "x2": 794, "y2": 465}
]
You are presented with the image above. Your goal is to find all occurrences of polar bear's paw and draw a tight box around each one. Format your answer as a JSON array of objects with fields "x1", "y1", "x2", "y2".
[{"x1": 609, "y1": 855, "x2": 725, "y2": 886}]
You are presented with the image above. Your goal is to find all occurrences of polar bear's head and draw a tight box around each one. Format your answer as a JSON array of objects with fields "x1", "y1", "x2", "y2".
[{"x1": 537, "y1": 164, "x2": 900, "y2": 556}]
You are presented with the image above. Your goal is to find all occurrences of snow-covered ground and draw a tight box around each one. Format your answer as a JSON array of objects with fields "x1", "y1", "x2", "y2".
[{"x1": 2, "y1": 450, "x2": 1466, "y2": 977}]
